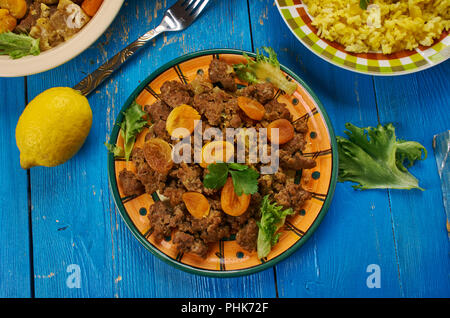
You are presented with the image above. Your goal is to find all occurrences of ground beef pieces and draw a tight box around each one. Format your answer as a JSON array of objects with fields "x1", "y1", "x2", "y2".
[
  {"x1": 191, "y1": 210, "x2": 231, "y2": 244},
  {"x1": 280, "y1": 151, "x2": 317, "y2": 170},
  {"x1": 208, "y1": 58, "x2": 237, "y2": 92},
  {"x1": 236, "y1": 218, "x2": 259, "y2": 252},
  {"x1": 281, "y1": 134, "x2": 306, "y2": 154},
  {"x1": 274, "y1": 183, "x2": 312, "y2": 214},
  {"x1": 238, "y1": 83, "x2": 275, "y2": 104},
  {"x1": 143, "y1": 100, "x2": 172, "y2": 142},
  {"x1": 258, "y1": 172, "x2": 288, "y2": 196},
  {"x1": 148, "y1": 201, "x2": 185, "y2": 242},
  {"x1": 159, "y1": 81, "x2": 193, "y2": 108},
  {"x1": 193, "y1": 89, "x2": 230, "y2": 126},
  {"x1": 264, "y1": 99, "x2": 292, "y2": 121},
  {"x1": 278, "y1": 134, "x2": 316, "y2": 170},
  {"x1": 162, "y1": 180, "x2": 185, "y2": 206},
  {"x1": 176, "y1": 163, "x2": 203, "y2": 192},
  {"x1": 131, "y1": 148, "x2": 167, "y2": 194},
  {"x1": 144, "y1": 100, "x2": 171, "y2": 122},
  {"x1": 223, "y1": 98, "x2": 242, "y2": 128},
  {"x1": 145, "y1": 120, "x2": 171, "y2": 142},
  {"x1": 119, "y1": 169, "x2": 145, "y2": 197},
  {"x1": 293, "y1": 118, "x2": 308, "y2": 133},
  {"x1": 172, "y1": 231, "x2": 209, "y2": 258}
]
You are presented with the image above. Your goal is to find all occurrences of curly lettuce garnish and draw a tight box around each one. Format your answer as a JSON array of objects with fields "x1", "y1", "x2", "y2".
[
  {"x1": 0, "y1": 32, "x2": 40, "y2": 59},
  {"x1": 257, "y1": 195, "x2": 295, "y2": 259},
  {"x1": 337, "y1": 123, "x2": 427, "y2": 190},
  {"x1": 106, "y1": 101, "x2": 147, "y2": 161},
  {"x1": 233, "y1": 47, "x2": 297, "y2": 95}
]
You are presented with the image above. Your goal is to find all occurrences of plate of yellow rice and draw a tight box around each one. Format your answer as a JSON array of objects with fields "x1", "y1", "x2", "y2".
[{"x1": 276, "y1": 0, "x2": 449, "y2": 75}]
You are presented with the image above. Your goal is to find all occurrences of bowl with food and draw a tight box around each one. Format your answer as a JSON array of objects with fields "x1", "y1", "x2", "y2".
[
  {"x1": 276, "y1": 0, "x2": 449, "y2": 75},
  {"x1": 106, "y1": 48, "x2": 338, "y2": 276},
  {"x1": 0, "y1": 0, "x2": 124, "y2": 77}
]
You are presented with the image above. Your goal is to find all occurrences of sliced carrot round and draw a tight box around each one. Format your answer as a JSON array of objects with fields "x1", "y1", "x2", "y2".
[
  {"x1": 267, "y1": 119, "x2": 295, "y2": 144},
  {"x1": 200, "y1": 141, "x2": 235, "y2": 168},
  {"x1": 182, "y1": 192, "x2": 210, "y2": 219},
  {"x1": 143, "y1": 138, "x2": 173, "y2": 174},
  {"x1": 166, "y1": 104, "x2": 201, "y2": 138},
  {"x1": 221, "y1": 177, "x2": 251, "y2": 217},
  {"x1": 237, "y1": 96, "x2": 265, "y2": 121}
]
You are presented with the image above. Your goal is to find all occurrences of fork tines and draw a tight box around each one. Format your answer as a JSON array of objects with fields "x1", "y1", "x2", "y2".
[{"x1": 176, "y1": 0, "x2": 210, "y2": 17}]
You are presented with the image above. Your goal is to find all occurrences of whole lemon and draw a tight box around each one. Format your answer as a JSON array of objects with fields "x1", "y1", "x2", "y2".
[{"x1": 16, "y1": 87, "x2": 93, "y2": 169}]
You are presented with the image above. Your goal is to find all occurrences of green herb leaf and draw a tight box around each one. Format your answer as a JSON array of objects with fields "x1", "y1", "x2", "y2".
[
  {"x1": 233, "y1": 47, "x2": 297, "y2": 95},
  {"x1": 120, "y1": 101, "x2": 147, "y2": 161},
  {"x1": 257, "y1": 195, "x2": 295, "y2": 259},
  {"x1": 203, "y1": 163, "x2": 229, "y2": 189},
  {"x1": 0, "y1": 32, "x2": 40, "y2": 59},
  {"x1": 203, "y1": 163, "x2": 259, "y2": 195},
  {"x1": 337, "y1": 123, "x2": 427, "y2": 190},
  {"x1": 360, "y1": 0, "x2": 371, "y2": 10},
  {"x1": 229, "y1": 168, "x2": 259, "y2": 196},
  {"x1": 227, "y1": 163, "x2": 249, "y2": 171}
]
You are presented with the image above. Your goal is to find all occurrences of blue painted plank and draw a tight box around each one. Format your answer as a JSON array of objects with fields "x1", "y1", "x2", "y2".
[
  {"x1": 27, "y1": 0, "x2": 276, "y2": 297},
  {"x1": 0, "y1": 77, "x2": 31, "y2": 297},
  {"x1": 373, "y1": 62, "x2": 450, "y2": 298},
  {"x1": 248, "y1": 0, "x2": 403, "y2": 297}
]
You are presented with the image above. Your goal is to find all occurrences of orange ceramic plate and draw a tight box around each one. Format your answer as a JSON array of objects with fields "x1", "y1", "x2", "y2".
[{"x1": 107, "y1": 49, "x2": 338, "y2": 277}]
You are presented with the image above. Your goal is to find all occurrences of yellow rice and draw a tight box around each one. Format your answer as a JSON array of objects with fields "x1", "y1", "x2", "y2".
[{"x1": 303, "y1": 0, "x2": 450, "y2": 54}]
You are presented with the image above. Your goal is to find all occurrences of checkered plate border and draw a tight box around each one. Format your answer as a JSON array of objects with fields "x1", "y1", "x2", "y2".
[{"x1": 276, "y1": 0, "x2": 450, "y2": 75}]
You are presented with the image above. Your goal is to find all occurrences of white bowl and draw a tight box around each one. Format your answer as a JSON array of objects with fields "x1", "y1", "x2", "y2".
[{"x1": 0, "y1": 0, "x2": 124, "y2": 77}]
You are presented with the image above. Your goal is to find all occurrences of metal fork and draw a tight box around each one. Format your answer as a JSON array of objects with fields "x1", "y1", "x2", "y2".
[{"x1": 73, "y1": 0, "x2": 210, "y2": 96}]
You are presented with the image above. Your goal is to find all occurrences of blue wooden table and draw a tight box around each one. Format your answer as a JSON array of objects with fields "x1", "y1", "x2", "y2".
[{"x1": 1, "y1": 0, "x2": 449, "y2": 298}]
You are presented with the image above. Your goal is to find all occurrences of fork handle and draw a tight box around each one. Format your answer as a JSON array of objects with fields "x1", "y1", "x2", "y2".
[{"x1": 73, "y1": 26, "x2": 165, "y2": 96}]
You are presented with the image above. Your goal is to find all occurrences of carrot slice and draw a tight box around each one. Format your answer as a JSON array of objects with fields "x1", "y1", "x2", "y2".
[
  {"x1": 221, "y1": 177, "x2": 251, "y2": 217},
  {"x1": 267, "y1": 119, "x2": 294, "y2": 144},
  {"x1": 182, "y1": 192, "x2": 210, "y2": 219},
  {"x1": 81, "y1": 0, "x2": 104, "y2": 17},
  {"x1": 237, "y1": 96, "x2": 265, "y2": 121}
]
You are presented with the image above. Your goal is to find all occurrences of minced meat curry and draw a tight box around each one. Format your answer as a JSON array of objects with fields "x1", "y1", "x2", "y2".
[{"x1": 118, "y1": 57, "x2": 317, "y2": 259}]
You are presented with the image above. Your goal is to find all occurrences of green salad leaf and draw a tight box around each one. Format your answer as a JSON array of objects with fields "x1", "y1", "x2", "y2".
[
  {"x1": 203, "y1": 162, "x2": 259, "y2": 195},
  {"x1": 337, "y1": 123, "x2": 427, "y2": 190},
  {"x1": 257, "y1": 195, "x2": 295, "y2": 259},
  {"x1": 106, "y1": 101, "x2": 147, "y2": 161},
  {"x1": 233, "y1": 47, "x2": 297, "y2": 95},
  {"x1": 105, "y1": 142, "x2": 124, "y2": 158},
  {"x1": 0, "y1": 32, "x2": 40, "y2": 59},
  {"x1": 360, "y1": 0, "x2": 371, "y2": 10}
]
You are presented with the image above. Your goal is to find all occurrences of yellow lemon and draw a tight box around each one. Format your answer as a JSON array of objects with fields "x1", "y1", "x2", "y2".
[{"x1": 15, "y1": 87, "x2": 92, "y2": 169}]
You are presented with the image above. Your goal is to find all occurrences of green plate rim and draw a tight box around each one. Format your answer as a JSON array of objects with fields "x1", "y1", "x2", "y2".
[{"x1": 107, "y1": 48, "x2": 339, "y2": 277}]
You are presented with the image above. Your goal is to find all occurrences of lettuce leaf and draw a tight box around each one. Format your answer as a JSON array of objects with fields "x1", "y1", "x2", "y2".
[
  {"x1": 233, "y1": 47, "x2": 297, "y2": 95},
  {"x1": 257, "y1": 195, "x2": 294, "y2": 259},
  {"x1": 337, "y1": 123, "x2": 427, "y2": 190},
  {"x1": 0, "y1": 32, "x2": 40, "y2": 59},
  {"x1": 121, "y1": 101, "x2": 147, "y2": 160}
]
